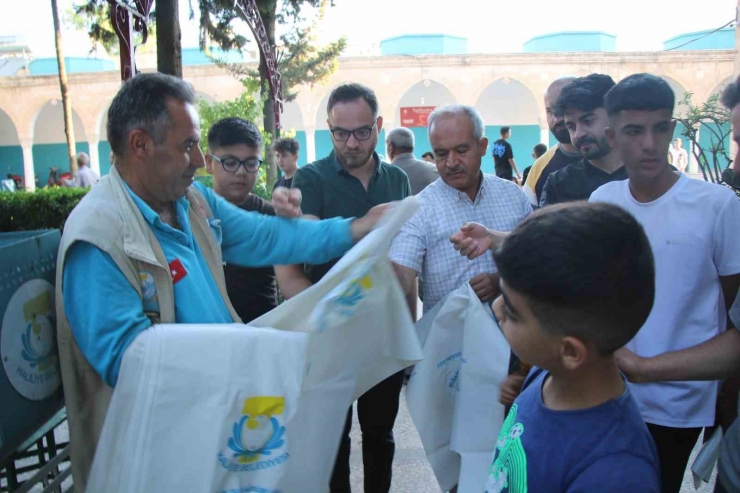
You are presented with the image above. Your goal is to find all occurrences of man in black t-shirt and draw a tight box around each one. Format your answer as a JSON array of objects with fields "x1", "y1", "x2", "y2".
[
  {"x1": 205, "y1": 117, "x2": 278, "y2": 322},
  {"x1": 540, "y1": 74, "x2": 627, "y2": 207},
  {"x1": 492, "y1": 126, "x2": 521, "y2": 182}
]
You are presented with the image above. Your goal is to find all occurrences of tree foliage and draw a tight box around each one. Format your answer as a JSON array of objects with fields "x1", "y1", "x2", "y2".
[
  {"x1": 199, "y1": 0, "x2": 345, "y2": 185},
  {"x1": 67, "y1": 0, "x2": 157, "y2": 55},
  {"x1": 675, "y1": 92, "x2": 733, "y2": 184},
  {"x1": 199, "y1": 0, "x2": 345, "y2": 102}
]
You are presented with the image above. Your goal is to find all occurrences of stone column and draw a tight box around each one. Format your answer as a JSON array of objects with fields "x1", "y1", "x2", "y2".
[
  {"x1": 540, "y1": 126, "x2": 550, "y2": 147},
  {"x1": 20, "y1": 137, "x2": 35, "y2": 191},
  {"x1": 689, "y1": 127, "x2": 700, "y2": 174},
  {"x1": 304, "y1": 125, "x2": 316, "y2": 163},
  {"x1": 88, "y1": 132, "x2": 101, "y2": 175}
]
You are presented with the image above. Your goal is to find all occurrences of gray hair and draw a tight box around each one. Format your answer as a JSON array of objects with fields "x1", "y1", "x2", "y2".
[
  {"x1": 76, "y1": 152, "x2": 89, "y2": 167},
  {"x1": 386, "y1": 127, "x2": 415, "y2": 151},
  {"x1": 107, "y1": 72, "x2": 196, "y2": 157},
  {"x1": 427, "y1": 104, "x2": 485, "y2": 141}
]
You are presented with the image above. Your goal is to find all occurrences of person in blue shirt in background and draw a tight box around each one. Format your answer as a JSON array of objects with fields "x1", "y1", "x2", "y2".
[
  {"x1": 450, "y1": 203, "x2": 660, "y2": 493},
  {"x1": 57, "y1": 72, "x2": 388, "y2": 490}
]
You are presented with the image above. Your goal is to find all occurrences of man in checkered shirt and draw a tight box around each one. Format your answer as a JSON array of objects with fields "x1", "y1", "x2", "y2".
[{"x1": 391, "y1": 105, "x2": 532, "y2": 316}]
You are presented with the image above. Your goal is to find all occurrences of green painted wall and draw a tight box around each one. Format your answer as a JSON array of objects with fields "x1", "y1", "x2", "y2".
[
  {"x1": 698, "y1": 122, "x2": 732, "y2": 171},
  {"x1": 483, "y1": 125, "x2": 541, "y2": 175},
  {"x1": 32, "y1": 142, "x2": 89, "y2": 180},
  {"x1": 294, "y1": 131, "x2": 308, "y2": 167},
  {"x1": 0, "y1": 146, "x2": 24, "y2": 177},
  {"x1": 99, "y1": 141, "x2": 112, "y2": 175}
]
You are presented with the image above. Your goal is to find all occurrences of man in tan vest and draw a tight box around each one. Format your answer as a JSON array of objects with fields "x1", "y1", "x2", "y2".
[{"x1": 56, "y1": 72, "x2": 386, "y2": 491}]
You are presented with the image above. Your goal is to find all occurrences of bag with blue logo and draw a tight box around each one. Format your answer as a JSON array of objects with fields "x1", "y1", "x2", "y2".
[
  {"x1": 87, "y1": 324, "x2": 309, "y2": 493},
  {"x1": 87, "y1": 198, "x2": 424, "y2": 493},
  {"x1": 406, "y1": 282, "x2": 511, "y2": 493}
]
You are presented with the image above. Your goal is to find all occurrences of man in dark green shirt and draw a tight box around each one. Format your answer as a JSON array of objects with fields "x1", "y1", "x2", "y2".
[{"x1": 275, "y1": 82, "x2": 410, "y2": 493}]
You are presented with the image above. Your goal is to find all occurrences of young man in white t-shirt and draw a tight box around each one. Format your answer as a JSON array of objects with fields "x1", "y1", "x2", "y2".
[{"x1": 588, "y1": 73, "x2": 740, "y2": 493}]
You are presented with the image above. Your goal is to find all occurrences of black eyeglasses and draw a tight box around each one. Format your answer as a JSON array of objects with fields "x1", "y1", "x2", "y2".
[
  {"x1": 209, "y1": 154, "x2": 262, "y2": 174},
  {"x1": 330, "y1": 121, "x2": 377, "y2": 142}
]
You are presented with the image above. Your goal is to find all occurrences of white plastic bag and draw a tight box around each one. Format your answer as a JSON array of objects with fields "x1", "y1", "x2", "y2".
[
  {"x1": 406, "y1": 282, "x2": 510, "y2": 493},
  {"x1": 88, "y1": 197, "x2": 424, "y2": 493},
  {"x1": 87, "y1": 324, "x2": 309, "y2": 493}
]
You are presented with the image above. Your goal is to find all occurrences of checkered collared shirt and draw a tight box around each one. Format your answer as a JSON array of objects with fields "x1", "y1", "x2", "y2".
[{"x1": 390, "y1": 173, "x2": 532, "y2": 313}]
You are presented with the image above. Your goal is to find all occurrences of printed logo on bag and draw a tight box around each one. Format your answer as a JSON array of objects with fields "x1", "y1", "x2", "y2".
[
  {"x1": 218, "y1": 396, "x2": 290, "y2": 472},
  {"x1": 437, "y1": 352, "x2": 463, "y2": 389},
  {"x1": 1, "y1": 279, "x2": 61, "y2": 400},
  {"x1": 313, "y1": 266, "x2": 374, "y2": 332}
]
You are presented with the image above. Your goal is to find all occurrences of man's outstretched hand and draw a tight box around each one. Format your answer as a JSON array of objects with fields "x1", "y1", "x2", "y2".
[
  {"x1": 272, "y1": 187, "x2": 303, "y2": 218},
  {"x1": 450, "y1": 222, "x2": 508, "y2": 259},
  {"x1": 350, "y1": 203, "x2": 395, "y2": 242}
]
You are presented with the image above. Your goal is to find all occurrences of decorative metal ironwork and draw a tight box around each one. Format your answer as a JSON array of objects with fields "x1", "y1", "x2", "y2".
[
  {"x1": 234, "y1": 0, "x2": 284, "y2": 130},
  {"x1": 109, "y1": 0, "x2": 154, "y2": 81}
]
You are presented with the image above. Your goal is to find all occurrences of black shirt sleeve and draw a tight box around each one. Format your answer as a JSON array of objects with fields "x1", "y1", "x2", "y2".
[
  {"x1": 539, "y1": 173, "x2": 559, "y2": 207},
  {"x1": 505, "y1": 141, "x2": 514, "y2": 160}
]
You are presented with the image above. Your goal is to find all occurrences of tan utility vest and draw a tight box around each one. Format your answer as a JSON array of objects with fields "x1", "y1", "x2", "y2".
[{"x1": 55, "y1": 166, "x2": 240, "y2": 491}]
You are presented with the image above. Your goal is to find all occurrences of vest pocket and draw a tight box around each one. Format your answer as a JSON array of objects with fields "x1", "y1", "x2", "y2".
[{"x1": 208, "y1": 218, "x2": 223, "y2": 246}]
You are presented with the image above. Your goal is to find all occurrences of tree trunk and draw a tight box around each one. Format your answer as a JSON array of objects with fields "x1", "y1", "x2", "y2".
[
  {"x1": 258, "y1": 3, "x2": 278, "y2": 188},
  {"x1": 156, "y1": 0, "x2": 183, "y2": 77},
  {"x1": 51, "y1": 0, "x2": 77, "y2": 175}
]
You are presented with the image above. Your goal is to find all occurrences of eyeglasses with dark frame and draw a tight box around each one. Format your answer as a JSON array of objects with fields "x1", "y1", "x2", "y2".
[
  {"x1": 329, "y1": 121, "x2": 378, "y2": 142},
  {"x1": 209, "y1": 154, "x2": 263, "y2": 174}
]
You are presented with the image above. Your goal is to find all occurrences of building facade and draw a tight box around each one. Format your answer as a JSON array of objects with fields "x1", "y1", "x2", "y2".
[{"x1": 0, "y1": 41, "x2": 734, "y2": 189}]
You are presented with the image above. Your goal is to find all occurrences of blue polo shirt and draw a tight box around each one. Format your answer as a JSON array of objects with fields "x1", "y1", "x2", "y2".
[{"x1": 63, "y1": 182, "x2": 354, "y2": 386}]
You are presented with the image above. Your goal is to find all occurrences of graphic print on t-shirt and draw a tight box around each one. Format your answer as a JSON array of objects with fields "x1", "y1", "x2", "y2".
[
  {"x1": 485, "y1": 403, "x2": 528, "y2": 493},
  {"x1": 493, "y1": 143, "x2": 508, "y2": 158}
]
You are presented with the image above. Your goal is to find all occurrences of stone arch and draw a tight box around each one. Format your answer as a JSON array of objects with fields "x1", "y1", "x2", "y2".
[
  {"x1": 661, "y1": 76, "x2": 689, "y2": 117},
  {"x1": 31, "y1": 100, "x2": 88, "y2": 182},
  {"x1": 0, "y1": 107, "x2": 23, "y2": 179},
  {"x1": 475, "y1": 78, "x2": 541, "y2": 174},
  {"x1": 280, "y1": 100, "x2": 308, "y2": 165},
  {"x1": 392, "y1": 80, "x2": 457, "y2": 158},
  {"x1": 710, "y1": 76, "x2": 734, "y2": 98},
  {"x1": 313, "y1": 88, "x2": 388, "y2": 161}
]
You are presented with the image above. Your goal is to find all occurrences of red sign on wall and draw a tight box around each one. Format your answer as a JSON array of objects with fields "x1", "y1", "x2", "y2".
[{"x1": 400, "y1": 106, "x2": 436, "y2": 128}]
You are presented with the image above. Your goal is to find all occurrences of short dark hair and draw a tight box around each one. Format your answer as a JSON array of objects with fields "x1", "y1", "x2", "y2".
[
  {"x1": 107, "y1": 72, "x2": 196, "y2": 157},
  {"x1": 500, "y1": 126, "x2": 511, "y2": 136},
  {"x1": 273, "y1": 137, "x2": 300, "y2": 155},
  {"x1": 604, "y1": 73, "x2": 675, "y2": 116},
  {"x1": 721, "y1": 75, "x2": 740, "y2": 110},
  {"x1": 554, "y1": 73, "x2": 616, "y2": 117},
  {"x1": 533, "y1": 143, "x2": 547, "y2": 158},
  {"x1": 493, "y1": 202, "x2": 655, "y2": 356},
  {"x1": 327, "y1": 83, "x2": 379, "y2": 118},
  {"x1": 422, "y1": 151, "x2": 434, "y2": 160},
  {"x1": 207, "y1": 117, "x2": 262, "y2": 150}
]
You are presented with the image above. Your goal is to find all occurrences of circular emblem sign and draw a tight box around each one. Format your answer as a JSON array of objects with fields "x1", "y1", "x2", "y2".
[{"x1": 1, "y1": 279, "x2": 61, "y2": 400}]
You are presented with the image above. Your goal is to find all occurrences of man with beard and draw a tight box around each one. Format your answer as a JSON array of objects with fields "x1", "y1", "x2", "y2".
[
  {"x1": 522, "y1": 77, "x2": 581, "y2": 206},
  {"x1": 540, "y1": 74, "x2": 627, "y2": 207},
  {"x1": 274, "y1": 82, "x2": 411, "y2": 493}
]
